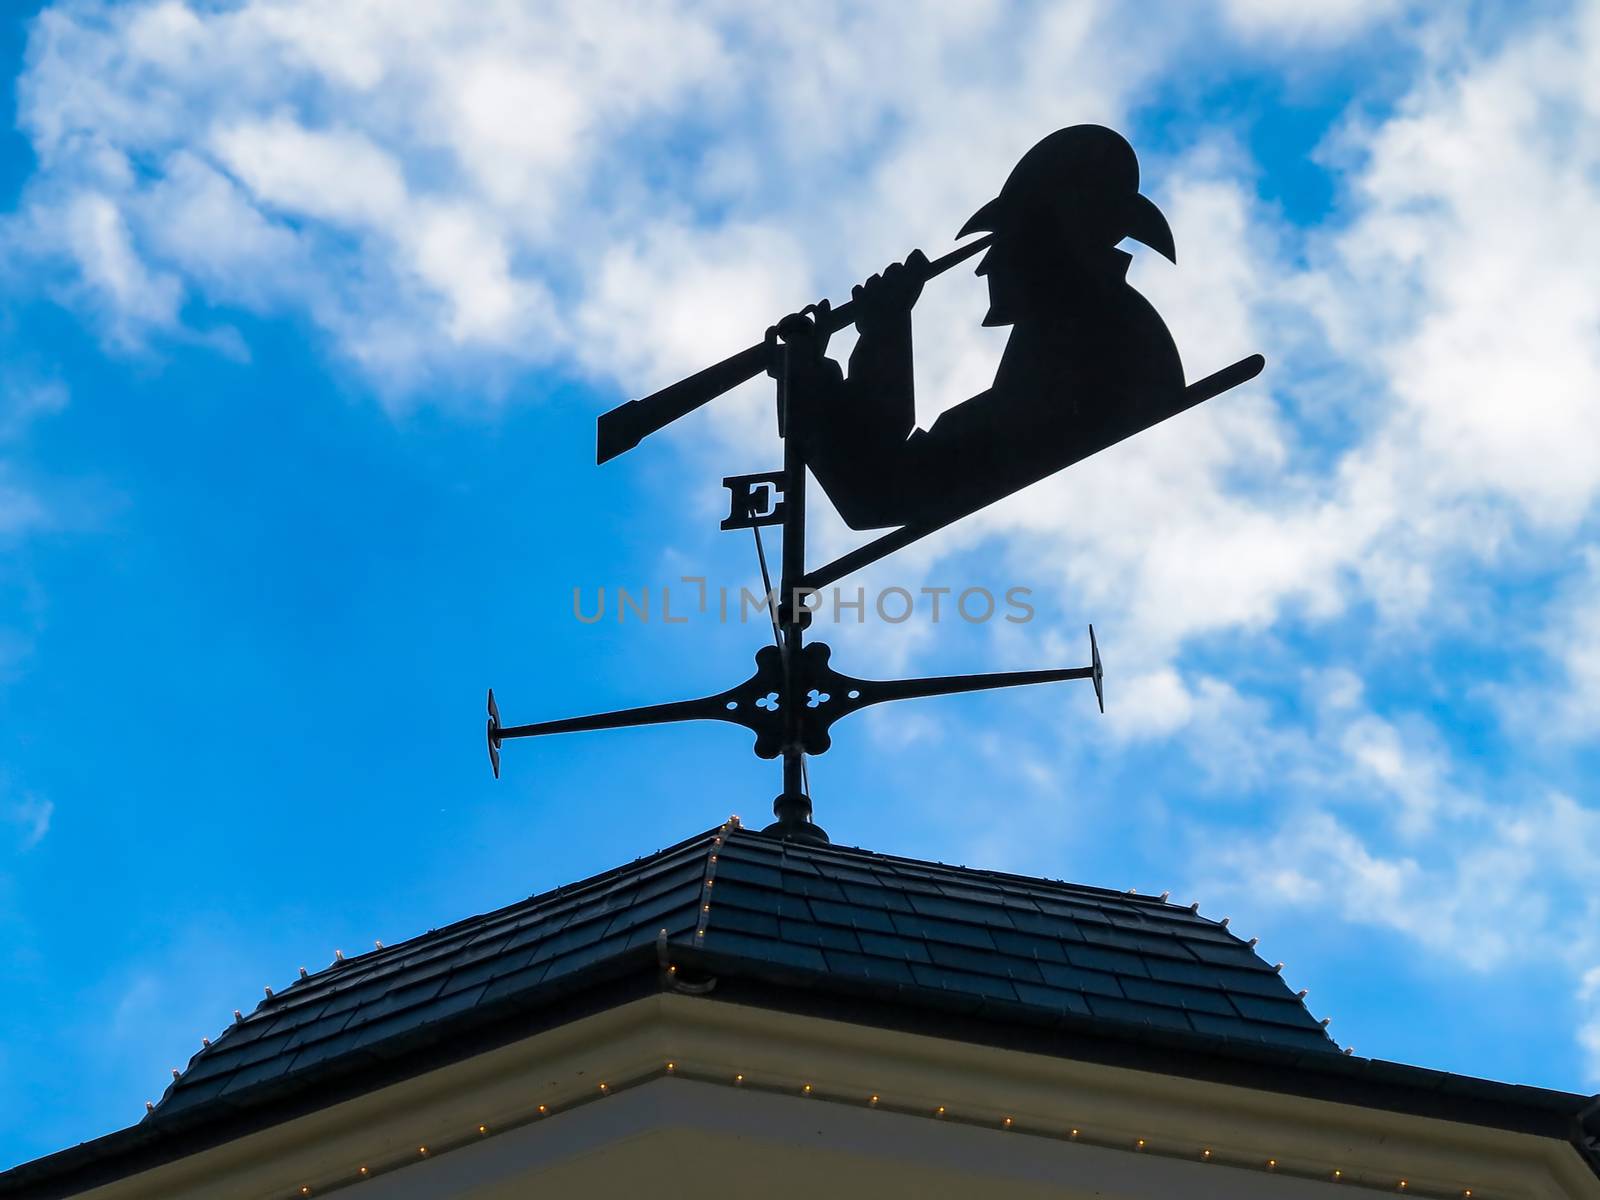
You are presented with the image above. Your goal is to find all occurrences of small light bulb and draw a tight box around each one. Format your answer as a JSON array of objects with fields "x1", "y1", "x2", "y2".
[
  {"x1": 1268, "y1": 1159, "x2": 1277, "y2": 1169},
  {"x1": 418, "y1": 1146, "x2": 428, "y2": 1156},
  {"x1": 869, "y1": 1094, "x2": 878, "y2": 1104},
  {"x1": 537, "y1": 1104, "x2": 547, "y2": 1114},
  {"x1": 666, "y1": 1062, "x2": 675, "y2": 1072},
  {"x1": 1135, "y1": 1138, "x2": 1144, "y2": 1148},
  {"x1": 802, "y1": 1084, "x2": 812, "y2": 1094},
  {"x1": 598, "y1": 1082, "x2": 608, "y2": 1092},
  {"x1": 1202, "y1": 1148, "x2": 1211, "y2": 1159},
  {"x1": 478, "y1": 1124, "x2": 487, "y2": 1134},
  {"x1": 1070, "y1": 1128, "x2": 1079, "y2": 1138},
  {"x1": 936, "y1": 1106, "x2": 945, "y2": 1116},
  {"x1": 358, "y1": 1166, "x2": 368, "y2": 1176},
  {"x1": 300, "y1": 1188, "x2": 310, "y2": 1197},
  {"x1": 1004, "y1": 1117, "x2": 1014, "y2": 1128},
  {"x1": 734, "y1": 1074, "x2": 744, "y2": 1084}
]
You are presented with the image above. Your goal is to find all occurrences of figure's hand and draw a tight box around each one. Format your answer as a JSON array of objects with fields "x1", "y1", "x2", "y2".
[
  {"x1": 851, "y1": 250, "x2": 928, "y2": 337},
  {"x1": 768, "y1": 300, "x2": 832, "y2": 367}
]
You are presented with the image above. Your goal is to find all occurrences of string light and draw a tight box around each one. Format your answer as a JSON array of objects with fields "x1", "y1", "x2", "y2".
[{"x1": 283, "y1": 1063, "x2": 1486, "y2": 1200}]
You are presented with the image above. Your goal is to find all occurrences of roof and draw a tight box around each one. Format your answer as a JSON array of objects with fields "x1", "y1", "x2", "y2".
[
  {"x1": 154, "y1": 822, "x2": 1333, "y2": 1121},
  {"x1": 4, "y1": 822, "x2": 1597, "y2": 1196}
]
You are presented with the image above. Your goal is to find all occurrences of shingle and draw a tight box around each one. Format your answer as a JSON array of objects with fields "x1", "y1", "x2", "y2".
[
  {"x1": 1012, "y1": 982, "x2": 1093, "y2": 1015},
  {"x1": 1120, "y1": 976, "x2": 1237, "y2": 1016},
  {"x1": 1086, "y1": 994, "x2": 1195, "y2": 1033},
  {"x1": 909, "y1": 964, "x2": 1019, "y2": 1002},
  {"x1": 1037, "y1": 961, "x2": 1126, "y2": 998},
  {"x1": 807, "y1": 897, "x2": 897, "y2": 933},
  {"x1": 705, "y1": 928, "x2": 827, "y2": 971},
  {"x1": 857, "y1": 930, "x2": 932, "y2": 963},
  {"x1": 778, "y1": 919, "x2": 861, "y2": 953},
  {"x1": 820, "y1": 949, "x2": 917, "y2": 986},
  {"x1": 713, "y1": 857, "x2": 784, "y2": 889},
  {"x1": 888, "y1": 911, "x2": 997, "y2": 950}
]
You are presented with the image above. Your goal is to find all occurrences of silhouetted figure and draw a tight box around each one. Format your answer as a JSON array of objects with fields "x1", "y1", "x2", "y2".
[{"x1": 786, "y1": 125, "x2": 1186, "y2": 531}]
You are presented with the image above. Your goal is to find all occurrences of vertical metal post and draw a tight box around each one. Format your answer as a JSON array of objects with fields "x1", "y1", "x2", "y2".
[{"x1": 767, "y1": 335, "x2": 824, "y2": 841}]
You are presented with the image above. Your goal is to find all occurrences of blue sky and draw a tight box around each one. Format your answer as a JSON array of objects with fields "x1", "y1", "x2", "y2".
[{"x1": 3, "y1": 0, "x2": 1600, "y2": 1169}]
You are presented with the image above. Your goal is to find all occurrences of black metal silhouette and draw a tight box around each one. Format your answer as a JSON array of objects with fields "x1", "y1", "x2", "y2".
[
  {"x1": 493, "y1": 126, "x2": 1263, "y2": 844},
  {"x1": 489, "y1": 628, "x2": 1102, "y2": 772}
]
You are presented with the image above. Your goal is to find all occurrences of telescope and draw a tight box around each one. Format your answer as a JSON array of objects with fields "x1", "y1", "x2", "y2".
[{"x1": 596, "y1": 234, "x2": 995, "y2": 465}]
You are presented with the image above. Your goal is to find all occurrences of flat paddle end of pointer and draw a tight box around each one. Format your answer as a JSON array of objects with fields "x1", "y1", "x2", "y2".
[
  {"x1": 1089, "y1": 625, "x2": 1104, "y2": 714},
  {"x1": 487, "y1": 688, "x2": 503, "y2": 779}
]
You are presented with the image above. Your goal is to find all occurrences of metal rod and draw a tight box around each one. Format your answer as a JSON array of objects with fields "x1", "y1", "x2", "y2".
[
  {"x1": 857, "y1": 664, "x2": 1094, "y2": 705},
  {"x1": 495, "y1": 696, "x2": 728, "y2": 741},
  {"x1": 777, "y1": 339, "x2": 808, "y2": 811}
]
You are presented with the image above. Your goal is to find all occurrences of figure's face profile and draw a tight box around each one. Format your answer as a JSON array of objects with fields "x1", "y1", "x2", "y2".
[{"x1": 974, "y1": 235, "x2": 1029, "y2": 328}]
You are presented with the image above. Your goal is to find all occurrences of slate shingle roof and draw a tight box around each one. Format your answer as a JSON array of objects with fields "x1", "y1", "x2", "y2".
[{"x1": 154, "y1": 823, "x2": 1333, "y2": 1117}]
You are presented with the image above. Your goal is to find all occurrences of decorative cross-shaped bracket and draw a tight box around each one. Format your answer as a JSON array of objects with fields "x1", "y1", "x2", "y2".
[{"x1": 487, "y1": 628, "x2": 1103, "y2": 776}]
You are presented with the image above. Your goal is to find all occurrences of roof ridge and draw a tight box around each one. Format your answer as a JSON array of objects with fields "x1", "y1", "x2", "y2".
[
  {"x1": 723, "y1": 827, "x2": 1220, "y2": 920},
  {"x1": 243, "y1": 825, "x2": 724, "y2": 1019}
]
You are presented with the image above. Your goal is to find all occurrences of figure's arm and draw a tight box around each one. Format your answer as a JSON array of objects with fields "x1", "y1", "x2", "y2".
[{"x1": 842, "y1": 251, "x2": 927, "y2": 443}]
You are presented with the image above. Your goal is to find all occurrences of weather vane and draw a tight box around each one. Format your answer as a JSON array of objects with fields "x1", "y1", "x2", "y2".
[{"x1": 487, "y1": 125, "x2": 1264, "y2": 844}]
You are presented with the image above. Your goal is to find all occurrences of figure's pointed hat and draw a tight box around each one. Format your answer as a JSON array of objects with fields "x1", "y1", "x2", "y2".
[{"x1": 959, "y1": 124, "x2": 1176, "y2": 263}]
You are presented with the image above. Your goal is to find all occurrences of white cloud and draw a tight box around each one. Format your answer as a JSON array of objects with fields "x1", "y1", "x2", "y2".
[
  {"x1": 1209, "y1": 788, "x2": 1600, "y2": 975},
  {"x1": 4, "y1": 795, "x2": 53, "y2": 851},
  {"x1": 1580, "y1": 967, "x2": 1600, "y2": 1087},
  {"x1": 1219, "y1": 0, "x2": 1406, "y2": 42}
]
